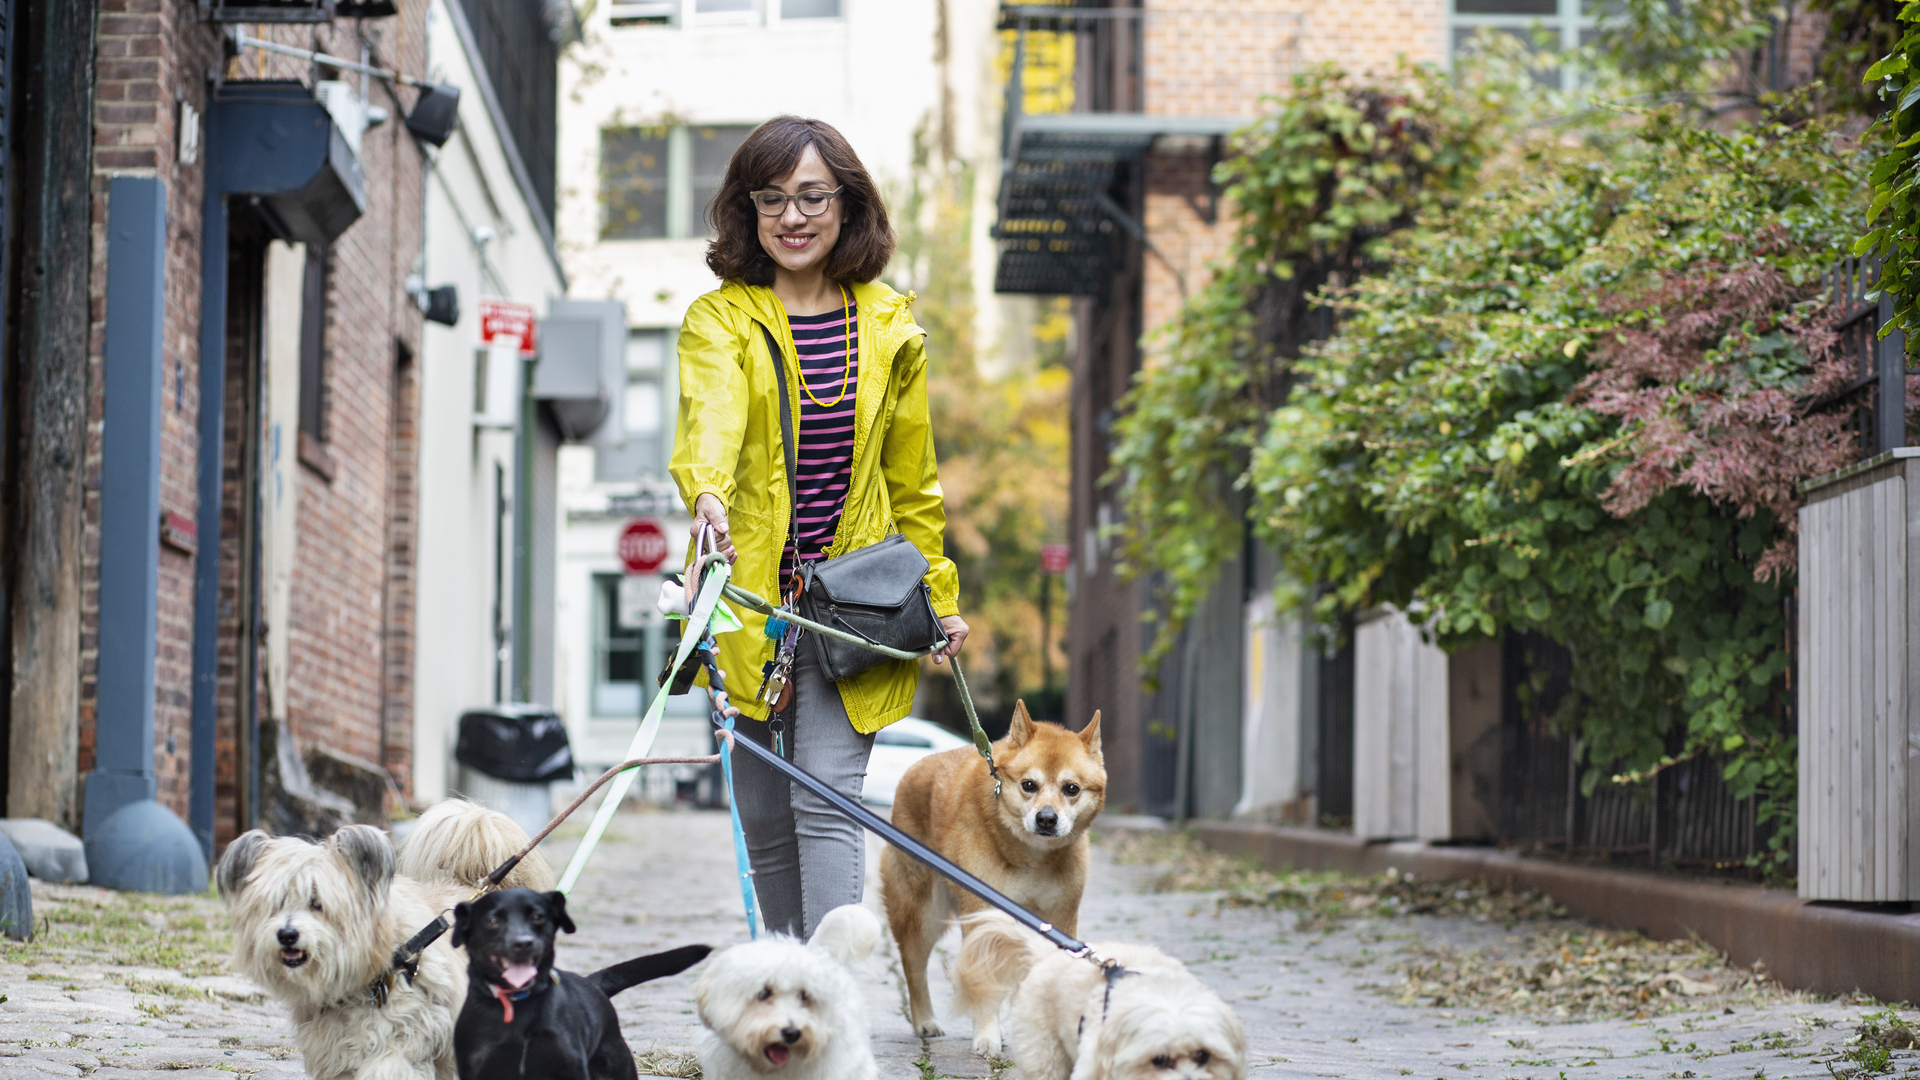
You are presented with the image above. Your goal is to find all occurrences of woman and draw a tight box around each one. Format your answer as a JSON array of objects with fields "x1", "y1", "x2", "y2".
[{"x1": 670, "y1": 116, "x2": 968, "y2": 939}]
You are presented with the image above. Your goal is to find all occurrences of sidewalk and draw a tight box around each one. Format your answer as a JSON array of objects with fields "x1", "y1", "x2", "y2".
[{"x1": 0, "y1": 808, "x2": 1910, "y2": 1078}]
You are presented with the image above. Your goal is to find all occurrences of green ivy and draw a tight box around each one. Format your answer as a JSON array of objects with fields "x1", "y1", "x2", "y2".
[
  {"x1": 1254, "y1": 109, "x2": 1864, "y2": 869},
  {"x1": 1106, "y1": 64, "x2": 1499, "y2": 679},
  {"x1": 1859, "y1": 2, "x2": 1920, "y2": 337}
]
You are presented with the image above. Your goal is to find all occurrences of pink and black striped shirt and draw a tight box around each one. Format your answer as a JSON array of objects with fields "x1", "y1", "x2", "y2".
[{"x1": 781, "y1": 302, "x2": 858, "y2": 580}]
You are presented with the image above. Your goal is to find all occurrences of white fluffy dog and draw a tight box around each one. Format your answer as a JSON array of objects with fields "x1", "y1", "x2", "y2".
[
  {"x1": 694, "y1": 904, "x2": 881, "y2": 1080},
  {"x1": 954, "y1": 913, "x2": 1247, "y2": 1080},
  {"x1": 215, "y1": 799, "x2": 553, "y2": 1080}
]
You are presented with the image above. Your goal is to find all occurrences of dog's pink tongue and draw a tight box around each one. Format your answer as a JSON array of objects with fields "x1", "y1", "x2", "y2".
[
  {"x1": 765, "y1": 1045, "x2": 791, "y2": 1066},
  {"x1": 500, "y1": 962, "x2": 537, "y2": 989}
]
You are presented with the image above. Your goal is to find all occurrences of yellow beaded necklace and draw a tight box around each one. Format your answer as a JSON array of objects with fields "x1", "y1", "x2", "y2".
[{"x1": 796, "y1": 283, "x2": 855, "y2": 410}]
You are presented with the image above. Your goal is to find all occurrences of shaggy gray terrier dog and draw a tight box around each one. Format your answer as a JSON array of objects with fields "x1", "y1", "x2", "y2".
[{"x1": 216, "y1": 799, "x2": 552, "y2": 1080}]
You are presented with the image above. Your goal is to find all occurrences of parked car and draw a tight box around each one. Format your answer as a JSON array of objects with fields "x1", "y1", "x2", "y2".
[{"x1": 864, "y1": 717, "x2": 971, "y2": 806}]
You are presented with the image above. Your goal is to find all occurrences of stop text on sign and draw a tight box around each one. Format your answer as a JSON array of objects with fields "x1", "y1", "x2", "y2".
[{"x1": 619, "y1": 518, "x2": 669, "y2": 575}]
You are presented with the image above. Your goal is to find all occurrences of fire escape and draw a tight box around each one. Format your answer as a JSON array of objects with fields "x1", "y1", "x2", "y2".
[{"x1": 992, "y1": 4, "x2": 1243, "y2": 296}]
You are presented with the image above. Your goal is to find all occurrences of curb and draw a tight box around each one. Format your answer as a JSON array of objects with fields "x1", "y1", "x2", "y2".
[{"x1": 1115, "y1": 817, "x2": 1920, "y2": 1005}]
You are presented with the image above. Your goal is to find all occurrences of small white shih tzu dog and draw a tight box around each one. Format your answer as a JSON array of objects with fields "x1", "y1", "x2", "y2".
[
  {"x1": 694, "y1": 904, "x2": 881, "y2": 1080},
  {"x1": 954, "y1": 913, "x2": 1248, "y2": 1080},
  {"x1": 215, "y1": 799, "x2": 552, "y2": 1080}
]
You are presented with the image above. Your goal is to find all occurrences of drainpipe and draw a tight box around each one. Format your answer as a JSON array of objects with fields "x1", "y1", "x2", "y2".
[{"x1": 83, "y1": 177, "x2": 208, "y2": 895}]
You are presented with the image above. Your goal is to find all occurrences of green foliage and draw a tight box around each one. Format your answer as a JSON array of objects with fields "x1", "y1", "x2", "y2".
[
  {"x1": 1254, "y1": 109, "x2": 1865, "y2": 868},
  {"x1": 1860, "y1": 2, "x2": 1920, "y2": 342},
  {"x1": 1588, "y1": 0, "x2": 1776, "y2": 102},
  {"x1": 1107, "y1": 63, "x2": 1500, "y2": 678}
]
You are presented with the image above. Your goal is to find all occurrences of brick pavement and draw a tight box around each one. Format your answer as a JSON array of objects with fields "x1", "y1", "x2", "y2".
[{"x1": 0, "y1": 809, "x2": 1904, "y2": 1078}]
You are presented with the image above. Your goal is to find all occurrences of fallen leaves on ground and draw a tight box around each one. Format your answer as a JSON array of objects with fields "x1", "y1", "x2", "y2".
[
  {"x1": 1101, "y1": 828, "x2": 1565, "y2": 930},
  {"x1": 1387, "y1": 927, "x2": 1778, "y2": 1019},
  {"x1": 1100, "y1": 827, "x2": 1807, "y2": 1022},
  {"x1": 633, "y1": 1047, "x2": 703, "y2": 1078}
]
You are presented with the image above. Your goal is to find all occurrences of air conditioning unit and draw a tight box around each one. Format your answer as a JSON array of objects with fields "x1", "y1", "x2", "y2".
[{"x1": 535, "y1": 300, "x2": 629, "y2": 445}]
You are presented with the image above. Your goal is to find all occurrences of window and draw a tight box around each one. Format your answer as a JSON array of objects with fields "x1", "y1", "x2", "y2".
[
  {"x1": 689, "y1": 124, "x2": 753, "y2": 234},
  {"x1": 600, "y1": 123, "x2": 756, "y2": 240},
  {"x1": 1448, "y1": 0, "x2": 1597, "y2": 90},
  {"x1": 608, "y1": 0, "x2": 677, "y2": 25},
  {"x1": 298, "y1": 244, "x2": 329, "y2": 441},
  {"x1": 780, "y1": 0, "x2": 840, "y2": 17},
  {"x1": 693, "y1": 0, "x2": 760, "y2": 25},
  {"x1": 591, "y1": 573, "x2": 647, "y2": 715},
  {"x1": 601, "y1": 127, "x2": 671, "y2": 240},
  {"x1": 625, "y1": 382, "x2": 662, "y2": 440},
  {"x1": 596, "y1": 329, "x2": 669, "y2": 482}
]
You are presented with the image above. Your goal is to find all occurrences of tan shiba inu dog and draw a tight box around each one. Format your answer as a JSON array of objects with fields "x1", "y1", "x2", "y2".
[{"x1": 880, "y1": 701, "x2": 1106, "y2": 1052}]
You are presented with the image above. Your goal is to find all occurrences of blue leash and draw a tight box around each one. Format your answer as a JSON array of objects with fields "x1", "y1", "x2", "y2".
[{"x1": 712, "y1": 668, "x2": 759, "y2": 939}]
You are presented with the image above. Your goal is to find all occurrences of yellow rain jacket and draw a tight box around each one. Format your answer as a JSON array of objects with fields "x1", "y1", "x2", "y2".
[{"x1": 670, "y1": 278, "x2": 959, "y2": 733}]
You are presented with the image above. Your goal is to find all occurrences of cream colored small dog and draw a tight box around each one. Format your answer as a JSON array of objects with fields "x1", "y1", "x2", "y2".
[
  {"x1": 215, "y1": 799, "x2": 552, "y2": 1080},
  {"x1": 954, "y1": 913, "x2": 1248, "y2": 1080},
  {"x1": 693, "y1": 904, "x2": 881, "y2": 1080},
  {"x1": 880, "y1": 701, "x2": 1105, "y2": 1047}
]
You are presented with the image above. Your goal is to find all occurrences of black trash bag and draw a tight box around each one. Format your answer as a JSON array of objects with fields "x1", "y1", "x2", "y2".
[{"x1": 455, "y1": 706, "x2": 574, "y2": 784}]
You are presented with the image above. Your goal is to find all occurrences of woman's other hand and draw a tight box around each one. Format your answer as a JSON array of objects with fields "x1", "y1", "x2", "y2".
[{"x1": 933, "y1": 614, "x2": 969, "y2": 665}]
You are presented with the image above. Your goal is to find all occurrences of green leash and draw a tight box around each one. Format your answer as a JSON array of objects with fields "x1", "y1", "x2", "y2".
[{"x1": 555, "y1": 549, "x2": 735, "y2": 895}]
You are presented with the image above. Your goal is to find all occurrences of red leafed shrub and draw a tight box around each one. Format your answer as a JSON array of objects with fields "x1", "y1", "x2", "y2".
[{"x1": 1572, "y1": 252, "x2": 1862, "y2": 582}]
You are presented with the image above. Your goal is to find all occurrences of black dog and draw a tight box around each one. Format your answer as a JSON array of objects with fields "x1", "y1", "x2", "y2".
[{"x1": 451, "y1": 888, "x2": 709, "y2": 1080}]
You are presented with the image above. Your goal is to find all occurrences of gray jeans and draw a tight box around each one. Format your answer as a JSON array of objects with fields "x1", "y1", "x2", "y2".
[{"x1": 729, "y1": 647, "x2": 874, "y2": 939}]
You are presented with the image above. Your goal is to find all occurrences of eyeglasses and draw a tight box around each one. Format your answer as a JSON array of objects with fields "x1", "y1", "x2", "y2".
[{"x1": 749, "y1": 187, "x2": 843, "y2": 217}]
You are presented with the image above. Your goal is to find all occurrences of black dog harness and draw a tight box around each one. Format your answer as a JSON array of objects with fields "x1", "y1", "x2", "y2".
[{"x1": 1078, "y1": 962, "x2": 1138, "y2": 1038}]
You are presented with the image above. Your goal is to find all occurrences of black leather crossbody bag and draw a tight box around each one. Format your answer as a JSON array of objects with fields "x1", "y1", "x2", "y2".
[{"x1": 761, "y1": 324, "x2": 947, "y2": 683}]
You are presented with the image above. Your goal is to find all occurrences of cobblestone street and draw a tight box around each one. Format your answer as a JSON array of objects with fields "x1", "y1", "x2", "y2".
[{"x1": 0, "y1": 809, "x2": 1904, "y2": 1078}]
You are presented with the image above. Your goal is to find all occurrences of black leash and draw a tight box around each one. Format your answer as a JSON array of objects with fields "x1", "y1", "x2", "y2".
[{"x1": 694, "y1": 639, "x2": 1090, "y2": 960}]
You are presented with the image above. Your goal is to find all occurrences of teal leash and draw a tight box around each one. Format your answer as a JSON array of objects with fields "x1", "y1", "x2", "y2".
[{"x1": 717, "y1": 688, "x2": 759, "y2": 939}]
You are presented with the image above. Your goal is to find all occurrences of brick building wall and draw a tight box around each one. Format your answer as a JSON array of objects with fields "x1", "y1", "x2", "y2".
[
  {"x1": 1140, "y1": 2, "x2": 1445, "y2": 121},
  {"x1": 1136, "y1": 0, "x2": 1446, "y2": 330},
  {"x1": 81, "y1": 2, "x2": 426, "y2": 846}
]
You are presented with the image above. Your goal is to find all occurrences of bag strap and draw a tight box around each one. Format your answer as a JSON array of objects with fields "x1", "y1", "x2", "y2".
[{"x1": 760, "y1": 323, "x2": 802, "y2": 583}]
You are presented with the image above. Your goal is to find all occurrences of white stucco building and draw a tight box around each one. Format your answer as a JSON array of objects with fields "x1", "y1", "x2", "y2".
[
  {"x1": 551, "y1": 0, "x2": 1002, "y2": 789},
  {"x1": 410, "y1": 0, "x2": 571, "y2": 804}
]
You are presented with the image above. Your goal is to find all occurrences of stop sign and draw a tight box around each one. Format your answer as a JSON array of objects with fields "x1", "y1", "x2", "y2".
[{"x1": 618, "y1": 518, "x2": 669, "y2": 574}]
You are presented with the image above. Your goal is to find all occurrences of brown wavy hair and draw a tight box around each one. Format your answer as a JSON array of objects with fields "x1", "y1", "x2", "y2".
[{"x1": 704, "y1": 116, "x2": 895, "y2": 286}]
